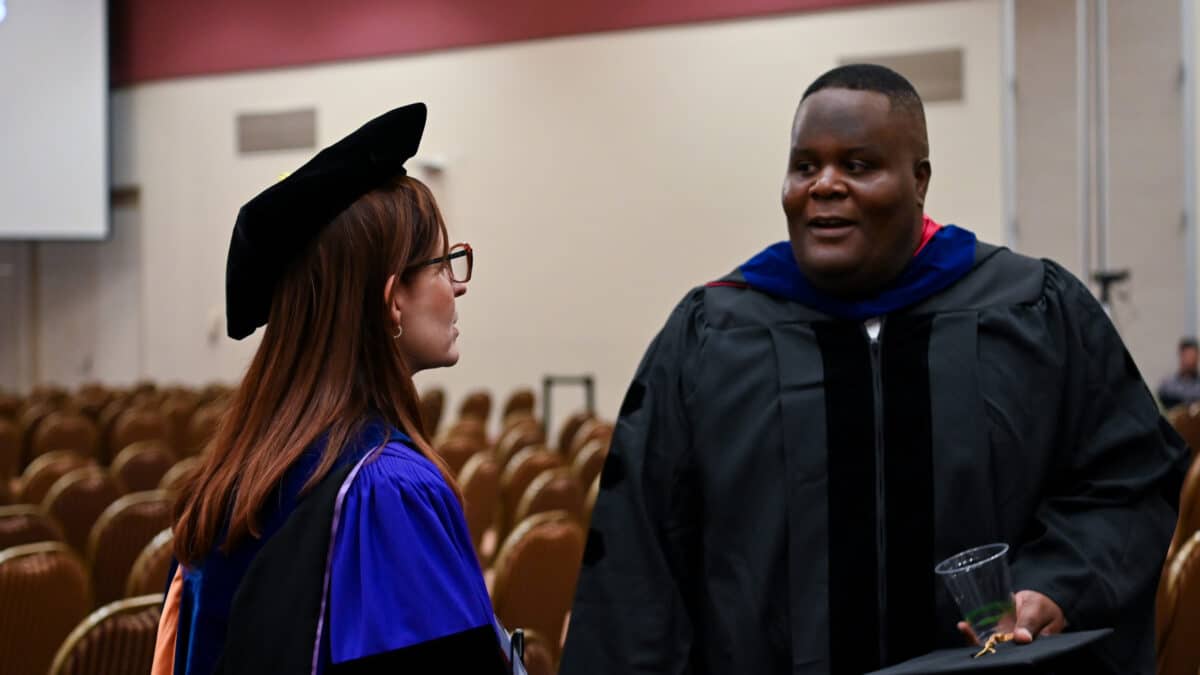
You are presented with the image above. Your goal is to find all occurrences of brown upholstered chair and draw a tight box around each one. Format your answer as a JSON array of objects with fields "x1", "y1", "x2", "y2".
[
  {"x1": 519, "y1": 628, "x2": 559, "y2": 675},
  {"x1": 1167, "y1": 453, "x2": 1200, "y2": 562},
  {"x1": 49, "y1": 593, "x2": 163, "y2": 675},
  {"x1": 17, "y1": 450, "x2": 95, "y2": 505},
  {"x1": 73, "y1": 383, "x2": 112, "y2": 420},
  {"x1": 556, "y1": 410, "x2": 595, "y2": 456},
  {"x1": 42, "y1": 467, "x2": 122, "y2": 554},
  {"x1": 31, "y1": 411, "x2": 101, "y2": 462},
  {"x1": 198, "y1": 382, "x2": 232, "y2": 406},
  {"x1": 108, "y1": 408, "x2": 168, "y2": 464},
  {"x1": 496, "y1": 422, "x2": 546, "y2": 470},
  {"x1": 500, "y1": 410, "x2": 538, "y2": 438},
  {"x1": 1158, "y1": 531, "x2": 1200, "y2": 675},
  {"x1": 0, "y1": 504, "x2": 64, "y2": 549},
  {"x1": 500, "y1": 449, "x2": 564, "y2": 533},
  {"x1": 514, "y1": 467, "x2": 584, "y2": 525},
  {"x1": 420, "y1": 387, "x2": 446, "y2": 438},
  {"x1": 502, "y1": 388, "x2": 536, "y2": 422},
  {"x1": 126, "y1": 528, "x2": 174, "y2": 597},
  {"x1": 583, "y1": 475, "x2": 600, "y2": 528},
  {"x1": 442, "y1": 418, "x2": 489, "y2": 447},
  {"x1": 96, "y1": 398, "x2": 129, "y2": 456},
  {"x1": 185, "y1": 401, "x2": 225, "y2": 456},
  {"x1": 568, "y1": 419, "x2": 613, "y2": 462},
  {"x1": 0, "y1": 542, "x2": 92, "y2": 675},
  {"x1": 458, "y1": 390, "x2": 493, "y2": 422},
  {"x1": 159, "y1": 456, "x2": 201, "y2": 494},
  {"x1": 87, "y1": 491, "x2": 172, "y2": 606},
  {"x1": 1167, "y1": 403, "x2": 1200, "y2": 456},
  {"x1": 111, "y1": 440, "x2": 177, "y2": 493},
  {"x1": 0, "y1": 417, "x2": 20, "y2": 482},
  {"x1": 0, "y1": 392, "x2": 21, "y2": 420},
  {"x1": 18, "y1": 400, "x2": 59, "y2": 467},
  {"x1": 161, "y1": 395, "x2": 198, "y2": 456},
  {"x1": 436, "y1": 436, "x2": 485, "y2": 476},
  {"x1": 491, "y1": 511, "x2": 585, "y2": 651},
  {"x1": 460, "y1": 453, "x2": 501, "y2": 562},
  {"x1": 570, "y1": 437, "x2": 609, "y2": 494}
]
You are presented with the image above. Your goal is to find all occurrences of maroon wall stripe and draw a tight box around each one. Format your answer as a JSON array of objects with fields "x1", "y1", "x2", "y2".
[{"x1": 110, "y1": 0, "x2": 918, "y2": 86}]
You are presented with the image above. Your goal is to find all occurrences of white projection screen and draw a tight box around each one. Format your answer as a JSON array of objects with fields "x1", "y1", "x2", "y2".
[{"x1": 0, "y1": 0, "x2": 108, "y2": 239}]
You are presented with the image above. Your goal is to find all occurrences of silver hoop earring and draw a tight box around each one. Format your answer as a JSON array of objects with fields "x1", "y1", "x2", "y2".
[{"x1": 393, "y1": 314, "x2": 403, "y2": 339}]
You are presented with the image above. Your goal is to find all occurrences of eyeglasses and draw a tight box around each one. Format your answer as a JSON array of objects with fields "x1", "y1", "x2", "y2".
[{"x1": 409, "y1": 242, "x2": 473, "y2": 283}]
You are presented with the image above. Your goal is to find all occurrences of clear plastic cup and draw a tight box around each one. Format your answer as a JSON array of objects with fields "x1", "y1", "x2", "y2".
[{"x1": 934, "y1": 543, "x2": 1016, "y2": 643}]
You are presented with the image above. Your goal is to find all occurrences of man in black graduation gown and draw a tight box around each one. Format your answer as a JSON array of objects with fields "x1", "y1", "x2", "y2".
[{"x1": 559, "y1": 64, "x2": 1190, "y2": 674}]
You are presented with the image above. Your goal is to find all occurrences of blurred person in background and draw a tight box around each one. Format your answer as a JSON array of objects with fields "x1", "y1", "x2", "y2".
[{"x1": 1158, "y1": 337, "x2": 1200, "y2": 409}]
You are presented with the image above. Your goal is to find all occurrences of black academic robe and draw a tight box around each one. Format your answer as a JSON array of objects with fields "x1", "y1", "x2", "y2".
[{"x1": 559, "y1": 242, "x2": 1189, "y2": 675}]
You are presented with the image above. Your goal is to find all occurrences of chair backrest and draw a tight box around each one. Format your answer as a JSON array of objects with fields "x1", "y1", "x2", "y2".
[
  {"x1": 0, "y1": 392, "x2": 21, "y2": 420},
  {"x1": 500, "y1": 411, "x2": 539, "y2": 438},
  {"x1": 569, "y1": 438, "x2": 609, "y2": 494},
  {"x1": 18, "y1": 449, "x2": 95, "y2": 505},
  {"x1": 442, "y1": 418, "x2": 488, "y2": 447},
  {"x1": 0, "y1": 503, "x2": 64, "y2": 550},
  {"x1": 1168, "y1": 453, "x2": 1200, "y2": 559},
  {"x1": 458, "y1": 390, "x2": 493, "y2": 422},
  {"x1": 501, "y1": 388, "x2": 536, "y2": 421},
  {"x1": 0, "y1": 416, "x2": 20, "y2": 482},
  {"x1": 496, "y1": 422, "x2": 546, "y2": 469},
  {"x1": 73, "y1": 384, "x2": 112, "y2": 419},
  {"x1": 514, "y1": 468, "x2": 584, "y2": 525},
  {"x1": 556, "y1": 411, "x2": 595, "y2": 456},
  {"x1": 87, "y1": 491, "x2": 172, "y2": 606},
  {"x1": 583, "y1": 475, "x2": 600, "y2": 528},
  {"x1": 1168, "y1": 403, "x2": 1200, "y2": 456},
  {"x1": 126, "y1": 528, "x2": 174, "y2": 597},
  {"x1": 111, "y1": 440, "x2": 177, "y2": 493},
  {"x1": 568, "y1": 419, "x2": 613, "y2": 461},
  {"x1": 159, "y1": 456, "x2": 201, "y2": 494},
  {"x1": 161, "y1": 396, "x2": 198, "y2": 456},
  {"x1": 1158, "y1": 531, "x2": 1200, "y2": 675},
  {"x1": 108, "y1": 408, "x2": 168, "y2": 464},
  {"x1": 501, "y1": 449, "x2": 565, "y2": 532},
  {"x1": 31, "y1": 411, "x2": 101, "y2": 463},
  {"x1": 460, "y1": 453, "x2": 500, "y2": 558},
  {"x1": 436, "y1": 436, "x2": 485, "y2": 477},
  {"x1": 518, "y1": 628, "x2": 559, "y2": 675},
  {"x1": 185, "y1": 401, "x2": 225, "y2": 456},
  {"x1": 0, "y1": 542, "x2": 92, "y2": 675},
  {"x1": 420, "y1": 388, "x2": 446, "y2": 438},
  {"x1": 48, "y1": 593, "x2": 163, "y2": 675},
  {"x1": 42, "y1": 467, "x2": 123, "y2": 554},
  {"x1": 18, "y1": 401, "x2": 59, "y2": 467},
  {"x1": 491, "y1": 511, "x2": 585, "y2": 648}
]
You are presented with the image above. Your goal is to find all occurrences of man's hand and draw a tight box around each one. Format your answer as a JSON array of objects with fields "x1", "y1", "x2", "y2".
[{"x1": 956, "y1": 590, "x2": 1067, "y2": 645}]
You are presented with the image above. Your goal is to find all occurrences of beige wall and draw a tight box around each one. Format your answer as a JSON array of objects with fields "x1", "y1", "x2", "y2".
[
  {"x1": 1194, "y1": 0, "x2": 1200, "y2": 340},
  {"x1": 1014, "y1": 0, "x2": 1193, "y2": 387},
  {"x1": 6, "y1": 0, "x2": 1006, "y2": 424}
]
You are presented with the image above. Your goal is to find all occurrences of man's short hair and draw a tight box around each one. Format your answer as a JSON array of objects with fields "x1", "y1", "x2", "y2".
[
  {"x1": 800, "y1": 63, "x2": 928, "y2": 156},
  {"x1": 1180, "y1": 337, "x2": 1198, "y2": 351}
]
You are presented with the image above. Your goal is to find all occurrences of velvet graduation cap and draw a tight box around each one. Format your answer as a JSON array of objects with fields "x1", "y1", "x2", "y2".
[
  {"x1": 224, "y1": 103, "x2": 427, "y2": 340},
  {"x1": 865, "y1": 629, "x2": 1113, "y2": 674}
]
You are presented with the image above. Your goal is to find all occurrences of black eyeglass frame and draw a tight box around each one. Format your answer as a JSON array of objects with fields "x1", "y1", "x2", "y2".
[{"x1": 409, "y1": 242, "x2": 473, "y2": 283}]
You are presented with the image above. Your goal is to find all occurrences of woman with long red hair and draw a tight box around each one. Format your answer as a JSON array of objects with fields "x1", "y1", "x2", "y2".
[{"x1": 153, "y1": 104, "x2": 520, "y2": 674}]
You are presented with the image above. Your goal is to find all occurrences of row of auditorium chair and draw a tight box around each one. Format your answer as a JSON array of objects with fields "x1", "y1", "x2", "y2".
[
  {"x1": 420, "y1": 386, "x2": 613, "y2": 672},
  {"x1": 9, "y1": 383, "x2": 1199, "y2": 675},
  {"x1": 0, "y1": 382, "x2": 600, "y2": 675}
]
